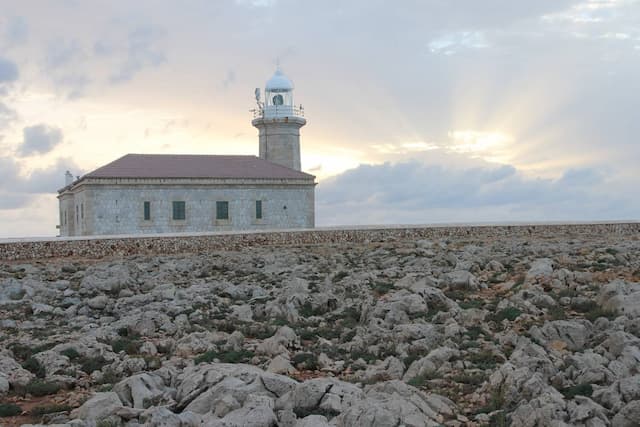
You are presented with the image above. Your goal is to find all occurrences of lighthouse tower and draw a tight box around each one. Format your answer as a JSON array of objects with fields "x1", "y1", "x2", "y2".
[{"x1": 252, "y1": 68, "x2": 306, "y2": 171}]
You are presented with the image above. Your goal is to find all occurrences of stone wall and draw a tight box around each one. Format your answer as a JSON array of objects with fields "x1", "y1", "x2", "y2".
[
  {"x1": 1, "y1": 222, "x2": 638, "y2": 262},
  {"x1": 59, "y1": 182, "x2": 315, "y2": 236},
  {"x1": 253, "y1": 116, "x2": 305, "y2": 171}
]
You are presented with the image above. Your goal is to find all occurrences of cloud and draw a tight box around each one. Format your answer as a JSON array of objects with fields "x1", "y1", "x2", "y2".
[
  {"x1": 0, "y1": 101, "x2": 18, "y2": 128},
  {"x1": 0, "y1": 157, "x2": 81, "y2": 210},
  {"x1": 108, "y1": 26, "x2": 167, "y2": 83},
  {"x1": 316, "y1": 159, "x2": 636, "y2": 226},
  {"x1": 221, "y1": 69, "x2": 236, "y2": 89},
  {"x1": 3, "y1": 16, "x2": 28, "y2": 45},
  {"x1": 18, "y1": 124, "x2": 64, "y2": 156},
  {"x1": 45, "y1": 39, "x2": 85, "y2": 69},
  {"x1": 0, "y1": 57, "x2": 19, "y2": 83}
]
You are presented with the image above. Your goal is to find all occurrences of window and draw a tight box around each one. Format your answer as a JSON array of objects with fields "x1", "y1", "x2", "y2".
[
  {"x1": 216, "y1": 201, "x2": 229, "y2": 220},
  {"x1": 76, "y1": 205, "x2": 79, "y2": 223},
  {"x1": 255, "y1": 200, "x2": 262, "y2": 219},
  {"x1": 143, "y1": 201, "x2": 151, "y2": 220},
  {"x1": 172, "y1": 201, "x2": 186, "y2": 220},
  {"x1": 81, "y1": 203, "x2": 84, "y2": 219}
]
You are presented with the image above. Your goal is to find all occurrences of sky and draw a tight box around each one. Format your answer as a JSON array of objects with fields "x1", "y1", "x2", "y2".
[{"x1": 0, "y1": 0, "x2": 639, "y2": 237}]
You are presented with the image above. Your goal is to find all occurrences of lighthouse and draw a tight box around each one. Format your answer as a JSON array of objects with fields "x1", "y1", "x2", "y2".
[{"x1": 252, "y1": 68, "x2": 306, "y2": 171}]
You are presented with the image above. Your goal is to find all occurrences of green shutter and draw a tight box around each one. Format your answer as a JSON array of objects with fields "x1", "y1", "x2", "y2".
[
  {"x1": 216, "y1": 201, "x2": 229, "y2": 220},
  {"x1": 172, "y1": 201, "x2": 185, "y2": 220},
  {"x1": 144, "y1": 201, "x2": 151, "y2": 220},
  {"x1": 255, "y1": 200, "x2": 262, "y2": 219}
]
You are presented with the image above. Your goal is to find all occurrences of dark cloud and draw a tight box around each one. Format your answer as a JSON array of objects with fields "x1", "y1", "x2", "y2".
[
  {"x1": 316, "y1": 159, "x2": 636, "y2": 226},
  {"x1": 0, "y1": 157, "x2": 81, "y2": 209},
  {"x1": 18, "y1": 124, "x2": 63, "y2": 156},
  {"x1": 0, "y1": 57, "x2": 19, "y2": 83}
]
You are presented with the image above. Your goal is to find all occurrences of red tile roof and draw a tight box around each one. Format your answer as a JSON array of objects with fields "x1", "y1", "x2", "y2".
[{"x1": 84, "y1": 154, "x2": 315, "y2": 180}]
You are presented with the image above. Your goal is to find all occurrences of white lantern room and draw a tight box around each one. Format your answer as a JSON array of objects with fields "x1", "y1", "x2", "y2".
[{"x1": 263, "y1": 68, "x2": 301, "y2": 118}]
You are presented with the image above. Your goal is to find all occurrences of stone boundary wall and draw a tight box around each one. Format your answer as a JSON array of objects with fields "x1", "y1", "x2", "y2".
[{"x1": 1, "y1": 222, "x2": 639, "y2": 262}]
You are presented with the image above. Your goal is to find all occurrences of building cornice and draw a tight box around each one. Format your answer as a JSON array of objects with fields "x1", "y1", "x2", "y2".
[{"x1": 58, "y1": 176, "x2": 316, "y2": 196}]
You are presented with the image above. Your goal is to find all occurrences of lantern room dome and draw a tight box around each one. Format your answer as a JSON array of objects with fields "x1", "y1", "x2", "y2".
[{"x1": 265, "y1": 68, "x2": 293, "y2": 92}]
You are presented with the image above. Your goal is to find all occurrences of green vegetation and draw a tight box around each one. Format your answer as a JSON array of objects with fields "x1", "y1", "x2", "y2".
[
  {"x1": 80, "y1": 356, "x2": 109, "y2": 374},
  {"x1": 469, "y1": 350, "x2": 501, "y2": 370},
  {"x1": 489, "y1": 412, "x2": 509, "y2": 427},
  {"x1": 110, "y1": 336, "x2": 142, "y2": 355},
  {"x1": 464, "y1": 326, "x2": 486, "y2": 341},
  {"x1": 332, "y1": 271, "x2": 349, "y2": 283},
  {"x1": 585, "y1": 307, "x2": 618, "y2": 322},
  {"x1": 458, "y1": 299, "x2": 484, "y2": 309},
  {"x1": 547, "y1": 305, "x2": 567, "y2": 320},
  {"x1": 560, "y1": 383, "x2": 593, "y2": 399},
  {"x1": 476, "y1": 388, "x2": 506, "y2": 414},
  {"x1": 31, "y1": 404, "x2": 72, "y2": 416},
  {"x1": 0, "y1": 403, "x2": 22, "y2": 417},
  {"x1": 489, "y1": 307, "x2": 522, "y2": 323},
  {"x1": 60, "y1": 347, "x2": 81, "y2": 360},
  {"x1": 25, "y1": 380, "x2": 61, "y2": 397},
  {"x1": 452, "y1": 372, "x2": 487, "y2": 386},
  {"x1": 407, "y1": 371, "x2": 440, "y2": 388},
  {"x1": 22, "y1": 356, "x2": 46, "y2": 378},
  {"x1": 372, "y1": 281, "x2": 394, "y2": 295},
  {"x1": 292, "y1": 352, "x2": 319, "y2": 370},
  {"x1": 194, "y1": 349, "x2": 254, "y2": 364}
]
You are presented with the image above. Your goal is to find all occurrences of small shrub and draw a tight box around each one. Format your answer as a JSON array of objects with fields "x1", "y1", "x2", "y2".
[
  {"x1": 571, "y1": 300, "x2": 598, "y2": 313},
  {"x1": 489, "y1": 307, "x2": 522, "y2": 322},
  {"x1": 584, "y1": 307, "x2": 618, "y2": 322},
  {"x1": 316, "y1": 326, "x2": 341, "y2": 340},
  {"x1": 99, "y1": 368, "x2": 121, "y2": 385},
  {"x1": 452, "y1": 372, "x2": 487, "y2": 385},
  {"x1": 292, "y1": 352, "x2": 318, "y2": 370},
  {"x1": 561, "y1": 383, "x2": 593, "y2": 399},
  {"x1": 476, "y1": 388, "x2": 505, "y2": 414},
  {"x1": 489, "y1": 412, "x2": 509, "y2": 427},
  {"x1": 111, "y1": 337, "x2": 142, "y2": 355},
  {"x1": 25, "y1": 380, "x2": 61, "y2": 397},
  {"x1": 9, "y1": 343, "x2": 34, "y2": 361},
  {"x1": 337, "y1": 307, "x2": 361, "y2": 329},
  {"x1": 194, "y1": 349, "x2": 254, "y2": 364},
  {"x1": 0, "y1": 403, "x2": 22, "y2": 417},
  {"x1": 299, "y1": 302, "x2": 324, "y2": 318},
  {"x1": 548, "y1": 306, "x2": 567, "y2": 320},
  {"x1": 464, "y1": 326, "x2": 486, "y2": 340},
  {"x1": 242, "y1": 324, "x2": 275, "y2": 339},
  {"x1": 31, "y1": 404, "x2": 72, "y2": 416},
  {"x1": 459, "y1": 299, "x2": 484, "y2": 309},
  {"x1": 558, "y1": 288, "x2": 578, "y2": 298},
  {"x1": 372, "y1": 282, "x2": 394, "y2": 295},
  {"x1": 407, "y1": 371, "x2": 440, "y2": 388},
  {"x1": 60, "y1": 348, "x2": 81, "y2": 360},
  {"x1": 298, "y1": 328, "x2": 317, "y2": 341},
  {"x1": 403, "y1": 348, "x2": 428, "y2": 367},
  {"x1": 332, "y1": 271, "x2": 349, "y2": 283},
  {"x1": 22, "y1": 356, "x2": 46, "y2": 378},
  {"x1": 80, "y1": 356, "x2": 109, "y2": 374},
  {"x1": 469, "y1": 350, "x2": 501, "y2": 370}
]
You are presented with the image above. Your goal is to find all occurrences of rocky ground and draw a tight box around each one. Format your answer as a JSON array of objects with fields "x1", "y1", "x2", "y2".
[{"x1": 1, "y1": 232, "x2": 640, "y2": 427}]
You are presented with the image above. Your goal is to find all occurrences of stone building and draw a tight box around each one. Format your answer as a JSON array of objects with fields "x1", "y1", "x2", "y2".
[{"x1": 57, "y1": 69, "x2": 315, "y2": 236}]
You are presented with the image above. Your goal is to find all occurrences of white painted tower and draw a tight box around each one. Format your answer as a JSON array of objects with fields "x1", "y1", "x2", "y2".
[{"x1": 252, "y1": 68, "x2": 306, "y2": 171}]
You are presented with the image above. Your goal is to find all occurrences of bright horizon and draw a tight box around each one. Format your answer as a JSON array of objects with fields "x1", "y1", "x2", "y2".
[{"x1": 1, "y1": 0, "x2": 639, "y2": 237}]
